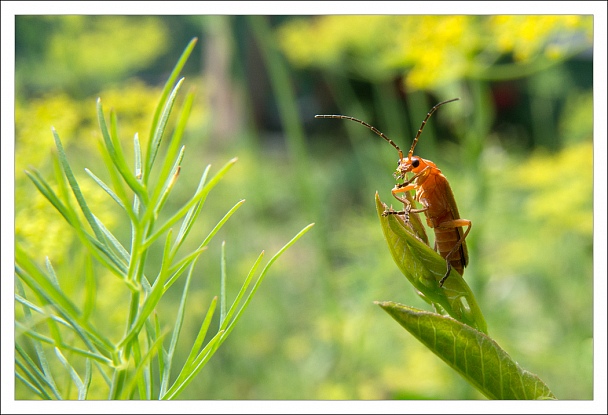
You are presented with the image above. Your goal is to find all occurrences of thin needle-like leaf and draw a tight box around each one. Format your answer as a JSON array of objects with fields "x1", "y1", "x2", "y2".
[
  {"x1": 15, "y1": 322, "x2": 112, "y2": 365},
  {"x1": 162, "y1": 329, "x2": 223, "y2": 400},
  {"x1": 96, "y1": 99, "x2": 147, "y2": 201},
  {"x1": 144, "y1": 78, "x2": 185, "y2": 181},
  {"x1": 149, "y1": 146, "x2": 184, "y2": 219},
  {"x1": 220, "y1": 241, "x2": 227, "y2": 327},
  {"x1": 15, "y1": 356, "x2": 54, "y2": 400},
  {"x1": 143, "y1": 157, "x2": 238, "y2": 249},
  {"x1": 15, "y1": 280, "x2": 62, "y2": 399},
  {"x1": 24, "y1": 169, "x2": 73, "y2": 225},
  {"x1": 44, "y1": 258, "x2": 60, "y2": 289},
  {"x1": 15, "y1": 370, "x2": 51, "y2": 400},
  {"x1": 220, "y1": 252, "x2": 264, "y2": 332},
  {"x1": 82, "y1": 359, "x2": 92, "y2": 400},
  {"x1": 147, "y1": 88, "x2": 192, "y2": 212},
  {"x1": 16, "y1": 295, "x2": 71, "y2": 329},
  {"x1": 95, "y1": 137, "x2": 136, "y2": 219},
  {"x1": 165, "y1": 296, "x2": 217, "y2": 399},
  {"x1": 148, "y1": 38, "x2": 198, "y2": 144},
  {"x1": 160, "y1": 257, "x2": 197, "y2": 397},
  {"x1": 161, "y1": 89, "x2": 196, "y2": 183},
  {"x1": 165, "y1": 199, "x2": 246, "y2": 283},
  {"x1": 118, "y1": 230, "x2": 174, "y2": 348},
  {"x1": 92, "y1": 214, "x2": 130, "y2": 264},
  {"x1": 26, "y1": 166, "x2": 128, "y2": 280},
  {"x1": 85, "y1": 167, "x2": 127, "y2": 211},
  {"x1": 121, "y1": 333, "x2": 166, "y2": 399},
  {"x1": 52, "y1": 128, "x2": 106, "y2": 243},
  {"x1": 221, "y1": 223, "x2": 315, "y2": 337},
  {"x1": 55, "y1": 347, "x2": 86, "y2": 400},
  {"x1": 198, "y1": 199, "x2": 246, "y2": 251},
  {"x1": 15, "y1": 257, "x2": 114, "y2": 355},
  {"x1": 134, "y1": 133, "x2": 142, "y2": 180},
  {"x1": 164, "y1": 246, "x2": 207, "y2": 291},
  {"x1": 15, "y1": 332, "x2": 61, "y2": 399},
  {"x1": 172, "y1": 164, "x2": 210, "y2": 254}
]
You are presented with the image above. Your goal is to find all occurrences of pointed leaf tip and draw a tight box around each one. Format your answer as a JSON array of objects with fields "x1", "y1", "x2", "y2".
[{"x1": 377, "y1": 302, "x2": 555, "y2": 400}]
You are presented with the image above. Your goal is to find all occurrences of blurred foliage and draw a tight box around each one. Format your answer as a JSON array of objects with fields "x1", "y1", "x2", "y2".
[
  {"x1": 13, "y1": 15, "x2": 594, "y2": 401},
  {"x1": 277, "y1": 15, "x2": 592, "y2": 90},
  {"x1": 15, "y1": 15, "x2": 204, "y2": 98},
  {"x1": 16, "y1": 16, "x2": 168, "y2": 97}
]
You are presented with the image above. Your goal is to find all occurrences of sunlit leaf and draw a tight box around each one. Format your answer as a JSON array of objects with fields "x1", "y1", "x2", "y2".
[{"x1": 377, "y1": 302, "x2": 555, "y2": 400}]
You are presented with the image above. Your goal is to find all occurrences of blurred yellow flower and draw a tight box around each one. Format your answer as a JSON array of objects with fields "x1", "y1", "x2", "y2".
[
  {"x1": 515, "y1": 141, "x2": 593, "y2": 236},
  {"x1": 277, "y1": 15, "x2": 592, "y2": 90},
  {"x1": 15, "y1": 80, "x2": 164, "y2": 265},
  {"x1": 15, "y1": 175, "x2": 118, "y2": 264},
  {"x1": 487, "y1": 15, "x2": 592, "y2": 62},
  {"x1": 15, "y1": 93, "x2": 85, "y2": 174}
]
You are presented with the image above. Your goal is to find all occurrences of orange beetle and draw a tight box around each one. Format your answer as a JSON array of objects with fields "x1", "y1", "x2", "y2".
[{"x1": 315, "y1": 98, "x2": 471, "y2": 286}]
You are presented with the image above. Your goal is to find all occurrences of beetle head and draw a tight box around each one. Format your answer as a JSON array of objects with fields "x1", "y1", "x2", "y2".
[
  {"x1": 394, "y1": 98, "x2": 459, "y2": 180},
  {"x1": 394, "y1": 155, "x2": 434, "y2": 181}
]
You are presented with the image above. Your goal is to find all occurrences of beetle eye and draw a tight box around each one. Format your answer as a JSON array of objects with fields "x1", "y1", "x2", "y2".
[{"x1": 412, "y1": 158, "x2": 420, "y2": 168}]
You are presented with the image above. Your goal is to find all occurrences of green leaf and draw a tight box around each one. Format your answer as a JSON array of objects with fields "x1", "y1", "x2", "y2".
[
  {"x1": 94, "y1": 138, "x2": 137, "y2": 220},
  {"x1": 15, "y1": 260, "x2": 114, "y2": 362},
  {"x1": 96, "y1": 99, "x2": 148, "y2": 202},
  {"x1": 159, "y1": 257, "x2": 196, "y2": 398},
  {"x1": 24, "y1": 168, "x2": 73, "y2": 226},
  {"x1": 152, "y1": 89, "x2": 195, "y2": 201},
  {"x1": 120, "y1": 332, "x2": 165, "y2": 400},
  {"x1": 15, "y1": 370, "x2": 50, "y2": 400},
  {"x1": 144, "y1": 77, "x2": 185, "y2": 181},
  {"x1": 375, "y1": 192, "x2": 487, "y2": 333},
  {"x1": 162, "y1": 329, "x2": 224, "y2": 400},
  {"x1": 15, "y1": 342, "x2": 60, "y2": 400},
  {"x1": 142, "y1": 157, "x2": 239, "y2": 249},
  {"x1": 118, "y1": 230, "x2": 174, "y2": 348},
  {"x1": 162, "y1": 296, "x2": 219, "y2": 400},
  {"x1": 15, "y1": 349, "x2": 54, "y2": 400},
  {"x1": 172, "y1": 164, "x2": 210, "y2": 254},
  {"x1": 54, "y1": 347, "x2": 87, "y2": 400},
  {"x1": 27, "y1": 166, "x2": 127, "y2": 280},
  {"x1": 151, "y1": 146, "x2": 184, "y2": 218},
  {"x1": 220, "y1": 241, "x2": 227, "y2": 327},
  {"x1": 377, "y1": 302, "x2": 556, "y2": 400},
  {"x1": 15, "y1": 281, "x2": 62, "y2": 399},
  {"x1": 147, "y1": 38, "x2": 198, "y2": 150},
  {"x1": 84, "y1": 167, "x2": 127, "y2": 212},
  {"x1": 219, "y1": 223, "x2": 315, "y2": 337},
  {"x1": 163, "y1": 222, "x2": 315, "y2": 400}
]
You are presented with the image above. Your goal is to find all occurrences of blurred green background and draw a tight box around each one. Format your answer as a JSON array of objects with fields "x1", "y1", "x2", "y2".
[{"x1": 14, "y1": 15, "x2": 593, "y2": 400}]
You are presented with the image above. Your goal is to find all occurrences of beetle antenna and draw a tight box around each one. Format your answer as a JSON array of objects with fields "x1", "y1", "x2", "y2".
[
  {"x1": 315, "y1": 114, "x2": 404, "y2": 159},
  {"x1": 408, "y1": 98, "x2": 460, "y2": 158}
]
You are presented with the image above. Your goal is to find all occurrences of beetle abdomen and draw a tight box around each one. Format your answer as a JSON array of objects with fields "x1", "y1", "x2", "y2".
[{"x1": 434, "y1": 224, "x2": 467, "y2": 276}]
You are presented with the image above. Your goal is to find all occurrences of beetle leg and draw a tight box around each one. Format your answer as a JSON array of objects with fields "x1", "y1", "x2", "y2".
[
  {"x1": 439, "y1": 263, "x2": 453, "y2": 287},
  {"x1": 383, "y1": 195, "x2": 413, "y2": 217},
  {"x1": 382, "y1": 183, "x2": 414, "y2": 217},
  {"x1": 384, "y1": 169, "x2": 430, "y2": 215}
]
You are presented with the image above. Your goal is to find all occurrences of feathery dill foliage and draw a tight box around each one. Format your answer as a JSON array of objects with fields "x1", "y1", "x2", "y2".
[{"x1": 14, "y1": 38, "x2": 313, "y2": 400}]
